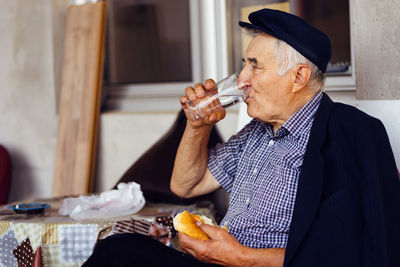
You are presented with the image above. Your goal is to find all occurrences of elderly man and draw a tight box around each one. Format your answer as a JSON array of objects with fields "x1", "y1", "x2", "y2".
[
  {"x1": 171, "y1": 8, "x2": 400, "y2": 267},
  {"x1": 84, "y1": 8, "x2": 400, "y2": 267}
]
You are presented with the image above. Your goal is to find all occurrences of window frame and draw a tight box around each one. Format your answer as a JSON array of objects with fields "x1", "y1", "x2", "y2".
[
  {"x1": 104, "y1": 0, "x2": 355, "y2": 112},
  {"x1": 323, "y1": 0, "x2": 355, "y2": 91},
  {"x1": 103, "y1": 0, "x2": 201, "y2": 111}
]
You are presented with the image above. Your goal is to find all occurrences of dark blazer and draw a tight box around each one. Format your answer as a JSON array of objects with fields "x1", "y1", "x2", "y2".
[{"x1": 284, "y1": 93, "x2": 400, "y2": 267}]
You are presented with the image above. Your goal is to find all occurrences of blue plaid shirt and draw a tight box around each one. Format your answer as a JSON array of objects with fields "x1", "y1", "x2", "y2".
[{"x1": 208, "y1": 92, "x2": 322, "y2": 248}]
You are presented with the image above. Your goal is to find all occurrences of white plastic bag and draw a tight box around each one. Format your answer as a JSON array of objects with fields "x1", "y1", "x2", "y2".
[{"x1": 59, "y1": 182, "x2": 145, "y2": 220}]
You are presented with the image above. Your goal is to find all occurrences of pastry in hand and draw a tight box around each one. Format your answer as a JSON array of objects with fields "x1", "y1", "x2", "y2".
[{"x1": 173, "y1": 211, "x2": 227, "y2": 240}]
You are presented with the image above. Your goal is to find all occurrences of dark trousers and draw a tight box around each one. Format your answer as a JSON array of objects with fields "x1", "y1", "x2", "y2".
[{"x1": 83, "y1": 233, "x2": 220, "y2": 267}]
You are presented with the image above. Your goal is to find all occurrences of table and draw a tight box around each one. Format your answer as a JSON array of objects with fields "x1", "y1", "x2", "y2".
[{"x1": 0, "y1": 197, "x2": 215, "y2": 267}]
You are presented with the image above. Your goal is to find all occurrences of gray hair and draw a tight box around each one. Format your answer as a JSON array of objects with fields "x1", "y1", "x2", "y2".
[{"x1": 244, "y1": 29, "x2": 325, "y2": 91}]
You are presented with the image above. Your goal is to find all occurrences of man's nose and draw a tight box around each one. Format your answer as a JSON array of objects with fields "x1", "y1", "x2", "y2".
[{"x1": 238, "y1": 68, "x2": 251, "y2": 88}]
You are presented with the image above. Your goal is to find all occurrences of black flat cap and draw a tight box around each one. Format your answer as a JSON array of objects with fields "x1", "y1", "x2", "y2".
[{"x1": 239, "y1": 8, "x2": 331, "y2": 73}]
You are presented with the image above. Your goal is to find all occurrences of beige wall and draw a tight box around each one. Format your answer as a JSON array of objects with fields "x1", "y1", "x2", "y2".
[
  {"x1": 0, "y1": 0, "x2": 58, "y2": 202},
  {"x1": 353, "y1": 0, "x2": 400, "y2": 99},
  {"x1": 0, "y1": 0, "x2": 399, "y2": 203}
]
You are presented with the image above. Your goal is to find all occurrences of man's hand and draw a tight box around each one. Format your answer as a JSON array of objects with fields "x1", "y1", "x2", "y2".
[
  {"x1": 171, "y1": 79, "x2": 223, "y2": 199},
  {"x1": 180, "y1": 79, "x2": 226, "y2": 128},
  {"x1": 178, "y1": 222, "x2": 285, "y2": 267},
  {"x1": 178, "y1": 222, "x2": 245, "y2": 266}
]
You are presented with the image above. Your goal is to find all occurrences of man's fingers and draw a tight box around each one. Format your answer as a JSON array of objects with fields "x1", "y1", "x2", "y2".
[
  {"x1": 215, "y1": 110, "x2": 226, "y2": 121},
  {"x1": 180, "y1": 95, "x2": 188, "y2": 105},
  {"x1": 185, "y1": 86, "x2": 197, "y2": 101},
  {"x1": 181, "y1": 79, "x2": 224, "y2": 126},
  {"x1": 197, "y1": 223, "x2": 222, "y2": 239},
  {"x1": 178, "y1": 232, "x2": 205, "y2": 253},
  {"x1": 204, "y1": 79, "x2": 216, "y2": 90},
  {"x1": 208, "y1": 113, "x2": 216, "y2": 122},
  {"x1": 194, "y1": 83, "x2": 206, "y2": 98},
  {"x1": 178, "y1": 232, "x2": 212, "y2": 263}
]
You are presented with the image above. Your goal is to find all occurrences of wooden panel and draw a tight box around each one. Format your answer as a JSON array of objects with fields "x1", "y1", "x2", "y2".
[{"x1": 53, "y1": 2, "x2": 106, "y2": 197}]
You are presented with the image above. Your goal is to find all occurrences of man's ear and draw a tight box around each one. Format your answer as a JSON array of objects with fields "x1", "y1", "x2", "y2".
[{"x1": 292, "y1": 64, "x2": 312, "y2": 93}]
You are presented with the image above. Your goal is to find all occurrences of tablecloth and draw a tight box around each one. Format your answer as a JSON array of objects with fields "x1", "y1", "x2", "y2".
[{"x1": 0, "y1": 197, "x2": 215, "y2": 266}]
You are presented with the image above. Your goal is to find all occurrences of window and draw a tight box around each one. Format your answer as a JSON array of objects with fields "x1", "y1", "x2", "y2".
[
  {"x1": 102, "y1": 0, "x2": 202, "y2": 111},
  {"x1": 103, "y1": 0, "x2": 354, "y2": 112},
  {"x1": 104, "y1": 0, "x2": 192, "y2": 84}
]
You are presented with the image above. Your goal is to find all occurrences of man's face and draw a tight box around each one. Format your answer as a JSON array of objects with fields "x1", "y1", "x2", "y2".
[{"x1": 239, "y1": 34, "x2": 295, "y2": 125}]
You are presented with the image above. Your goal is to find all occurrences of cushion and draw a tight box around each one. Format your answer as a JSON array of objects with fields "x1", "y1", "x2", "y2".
[{"x1": 0, "y1": 144, "x2": 11, "y2": 204}]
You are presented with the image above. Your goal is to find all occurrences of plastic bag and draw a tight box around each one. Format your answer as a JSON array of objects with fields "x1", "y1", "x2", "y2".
[{"x1": 59, "y1": 182, "x2": 145, "y2": 220}]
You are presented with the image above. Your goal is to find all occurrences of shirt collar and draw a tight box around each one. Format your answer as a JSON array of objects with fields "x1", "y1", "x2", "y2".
[{"x1": 280, "y1": 91, "x2": 322, "y2": 138}]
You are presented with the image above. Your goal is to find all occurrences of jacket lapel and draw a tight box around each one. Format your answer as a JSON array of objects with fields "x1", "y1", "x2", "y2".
[{"x1": 283, "y1": 93, "x2": 334, "y2": 266}]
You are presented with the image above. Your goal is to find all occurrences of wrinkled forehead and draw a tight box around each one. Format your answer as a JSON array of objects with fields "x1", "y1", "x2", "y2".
[{"x1": 244, "y1": 33, "x2": 277, "y2": 60}]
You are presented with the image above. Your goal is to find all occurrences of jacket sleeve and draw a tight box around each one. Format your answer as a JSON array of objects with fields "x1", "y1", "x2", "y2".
[{"x1": 358, "y1": 117, "x2": 400, "y2": 267}]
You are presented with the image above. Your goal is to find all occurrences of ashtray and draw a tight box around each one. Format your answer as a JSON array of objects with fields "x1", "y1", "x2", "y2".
[{"x1": 7, "y1": 203, "x2": 50, "y2": 214}]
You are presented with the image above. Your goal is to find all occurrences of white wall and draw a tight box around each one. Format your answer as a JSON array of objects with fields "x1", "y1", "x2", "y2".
[{"x1": 0, "y1": 0, "x2": 59, "y2": 203}]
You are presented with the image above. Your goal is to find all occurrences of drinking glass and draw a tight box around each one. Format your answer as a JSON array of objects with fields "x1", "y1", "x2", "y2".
[{"x1": 186, "y1": 73, "x2": 246, "y2": 121}]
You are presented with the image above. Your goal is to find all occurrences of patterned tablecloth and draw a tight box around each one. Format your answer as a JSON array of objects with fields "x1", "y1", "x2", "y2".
[{"x1": 0, "y1": 197, "x2": 215, "y2": 267}]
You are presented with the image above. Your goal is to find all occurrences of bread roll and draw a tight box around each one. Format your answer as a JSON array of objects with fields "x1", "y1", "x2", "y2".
[{"x1": 173, "y1": 211, "x2": 214, "y2": 240}]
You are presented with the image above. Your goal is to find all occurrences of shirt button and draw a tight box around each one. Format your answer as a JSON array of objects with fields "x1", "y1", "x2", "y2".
[
  {"x1": 253, "y1": 168, "x2": 258, "y2": 174},
  {"x1": 245, "y1": 198, "x2": 250, "y2": 205},
  {"x1": 268, "y1": 139, "x2": 275, "y2": 146}
]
